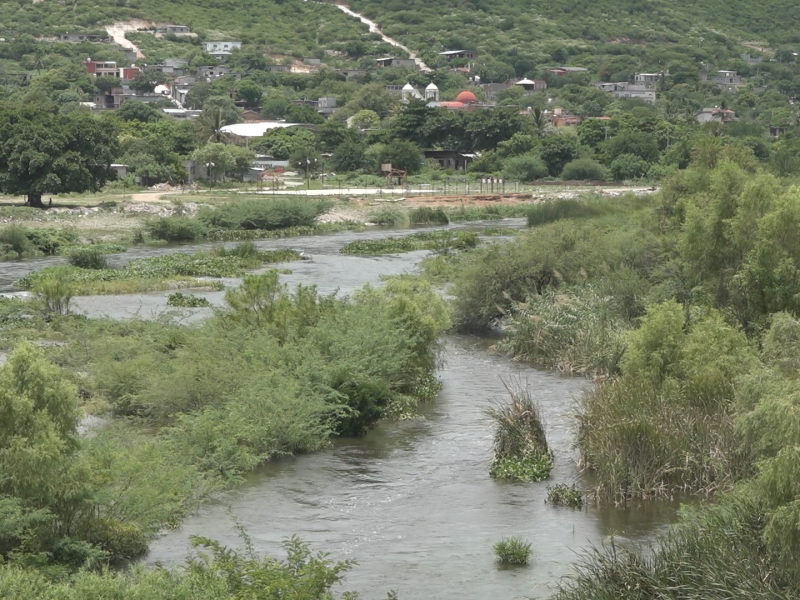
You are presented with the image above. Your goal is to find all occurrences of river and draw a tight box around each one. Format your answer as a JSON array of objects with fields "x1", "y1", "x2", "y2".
[{"x1": 0, "y1": 220, "x2": 681, "y2": 598}]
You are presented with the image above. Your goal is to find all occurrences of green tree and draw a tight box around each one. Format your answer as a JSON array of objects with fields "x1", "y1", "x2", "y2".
[
  {"x1": 350, "y1": 109, "x2": 380, "y2": 130},
  {"x1": 235, "y1": 79, "x2": 263, "y2": 108},
  {"x1": 0, "y1": 106, "x2": 119, "y2": 208},
  {"x1": 190, "y1": 143, "x2": 236, "y2": 184},
  {"x1": 609, "y1": 153, "x2": 650, "y2": 180},
  {"x1": 129, "y1": 69, "x2": 167, "y2": 94},
  {"x1": 378, "y1": 140, "x2": 423, "y2": 174},
  {"x1": 330, "y1": 139, "x2": 368, "y2": 172},
  {"x1": 118, "y1": 100, "x2": 163, "y2": 123},
  {"x1": 539, "y1": 135, "x2": 580, "y2": 176}
]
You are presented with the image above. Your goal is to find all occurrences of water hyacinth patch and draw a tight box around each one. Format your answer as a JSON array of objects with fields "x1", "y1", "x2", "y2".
[
  {"x1": 167, "y1": 292, "x2": 211, "y2": 308},
  {"x1": 547, "y1": 484, "x2": 584, "y2": 507},
  {"x1": 340, "y1": 230, "x2": 479, "y2": 255},
  {"x1": 17, "y1": 247, "x2": 303, "y2": 295}
]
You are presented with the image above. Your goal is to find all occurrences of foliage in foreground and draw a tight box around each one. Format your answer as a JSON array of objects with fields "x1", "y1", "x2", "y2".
[
  {"x1": 0, "y1": 535, "x2": 382, "y2": 600},
  {"x1": 487, "y1": 383, "x2": 552, "y2": 482},
  {"x1": 493, "y1": 537, "x2": 532, "y2": 565}
]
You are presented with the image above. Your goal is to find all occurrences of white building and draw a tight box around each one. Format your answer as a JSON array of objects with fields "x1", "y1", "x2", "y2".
[
  {"x1": 203, "y1": 41, "x2": 242, "y2": 53},
  {"x1": 425, "y1": 82, "x2": 440, "y2": 101}
]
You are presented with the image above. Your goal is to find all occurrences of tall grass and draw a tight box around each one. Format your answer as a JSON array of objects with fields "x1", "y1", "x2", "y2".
[
  {"x1": 526, "y1": 193, "x2": 641, "y2": 227},
  {"x1": 145, "y1": 216, "x2": 208, "y2": 242},
  {"x1": 554, "y1": 498, "x2": 797, "y2": 599},
  {"x1": 68, "y1": 248, "x2": 109, "y2": 270},
  {"x1": 199, "y1": 198, "x2": 332, "y2": 231},
  {"x1": 487, "y1": 382, "x2": 553, "y2": 482},
  {"x1": 408, "y1": 207, "x2": 449, "y2": 226}
]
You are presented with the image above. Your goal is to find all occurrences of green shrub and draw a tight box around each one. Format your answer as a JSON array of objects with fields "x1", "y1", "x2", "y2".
[
  {"x1": 0, "y1": 225, "x2": 34, "y2": 258},
  {"x1": 493, "y1": 536, "x2": 532, "y2": 565},
  {"x1": 610, "y1": 153, "x2": 650, "y2": 181},
  {"x1": 145, "y1": 216, "x2": 208, "y2": 242},
  {"x1": 408, "y1": 207, "x2": 449, "y2": 225},
  {"x1": 369, "y1": 207, "x2": 406, "y2": 226},
  {"x1": 199, "y1": 198, "x2": 332, "y2": 231},
  {"x1": 502, "y1": 153, "x2": 549, "y2": 182},
  {"x1": 487, "y1": 383, "x2": 553, "y2": 482},
  {"x1": 25, "y1": 227, "x2": 80, "y2": 254},
  {"x1": 32, "y1": 269, "x2": 75, "y2": 314},
  {"x1": 547, "y1": 484, "x2": 584, "y2": 507},
  {"x1": 68, "y1": 248, "x2": 109, "y2": 269},
  {"x1": 561, "y1": 158, "x2": 607, "y2": 181}
]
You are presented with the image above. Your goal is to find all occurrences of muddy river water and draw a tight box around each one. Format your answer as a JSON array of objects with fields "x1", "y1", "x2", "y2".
[{"x1": 0, "y1": 220, "x2": 681, "y2": 599}]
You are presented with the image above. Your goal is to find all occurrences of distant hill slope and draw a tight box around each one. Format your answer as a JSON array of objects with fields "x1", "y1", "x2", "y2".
[
  {"x1": 0, "y1": 0, "x2": 369, "y2": 56},
  {"x1": 349, "y1": 0, "x2": 798, "y2": 74}
]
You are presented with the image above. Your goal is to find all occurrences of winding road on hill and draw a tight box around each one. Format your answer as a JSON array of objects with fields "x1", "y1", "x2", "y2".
[{"x1": 334, "y1": 3, "x2": 432, "y2": 72}]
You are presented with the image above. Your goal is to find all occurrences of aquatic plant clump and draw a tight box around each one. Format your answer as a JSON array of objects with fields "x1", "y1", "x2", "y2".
[
  {"x1": 167, "y1": 292, "x2": 211, "y2": 308},
  {"x1": 340, "y1": 230, "x2": 479, "y2": 255},
  {"x1": 67, "y1": 248, "x2": 109, "y2": 270},
  {"x1": 493, "y1": 536, "x2": 533, "y2": 565},
  {"x1": 547, "y1": 484, "x2": 584, "y2": 507},
  {"x1": 206, "y1": 222, "x2": 365, "y2": 241},
  {"x1": 487, "y1": 383, "x2": 553, "y2": 482}
]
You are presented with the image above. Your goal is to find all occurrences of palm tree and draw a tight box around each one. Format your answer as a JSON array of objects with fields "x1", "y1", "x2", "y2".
[
  {"x1": 33, "y1": 50, "x2": 46, "y2": 76},
  {"x1": 198, "y1": 106, "x2": 231, "y2": 144},
  {"x1": 531, "y1": 107, "x2": 549, "y2": 138}
]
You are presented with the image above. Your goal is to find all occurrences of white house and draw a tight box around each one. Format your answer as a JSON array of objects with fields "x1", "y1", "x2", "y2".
[{"x1": 203, "y1": 41, "x2": 242, "y2": 53}]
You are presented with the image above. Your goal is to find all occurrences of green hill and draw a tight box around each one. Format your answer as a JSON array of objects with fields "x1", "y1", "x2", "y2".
[{"x1": 350, "y1": 0, "x2": 798, "y2": 76}]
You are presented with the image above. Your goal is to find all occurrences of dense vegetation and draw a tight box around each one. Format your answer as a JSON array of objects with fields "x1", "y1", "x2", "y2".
[
  {"x1": 0, "y1": 271, "x2": 448, "y2": 577},
  {"x1": 432, "y1": 146, "x2": 800, "y2": 596}
]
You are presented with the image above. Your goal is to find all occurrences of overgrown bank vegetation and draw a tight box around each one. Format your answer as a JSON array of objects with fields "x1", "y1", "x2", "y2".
[
  {"x1": 0, "y1": 272, "x2": 448, "y2": 579},
  {"x1": 430, "y1": 143, "x2": 800, "y2": 596}
]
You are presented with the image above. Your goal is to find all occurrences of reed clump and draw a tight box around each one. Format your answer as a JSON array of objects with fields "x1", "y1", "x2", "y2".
[{"x1": 487, "y1": 382, "x2": 552, "y2": 482}]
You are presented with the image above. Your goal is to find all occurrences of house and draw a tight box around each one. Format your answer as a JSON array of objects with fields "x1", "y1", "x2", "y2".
[
  {"x1": 375, "y1": 57, "x2": 418, "y2": 69},
  {"x1": 595, "y1": 81, "x2": 656, "y2": 103},
  {"x1": 547, "y1": 66, "x2": 588, "y2": 76},
  {"x1": 424, "y1": 150, "x2": 476, "y2": 171},
  {"x1": 197, "y1": 65, "x2": 240, "y2": 80},
  {"x1": 162, "y1": 108, "x2": 201, "y2": 119},
  {"x1": 696, "y1": 107, "x2": 736, "y2": 124},
  {"x1": 59, "y1": 33, "x2": 108, "y2": 43},
  {"x1": 439, "y1": 50, "x2": 478, "y2": 60},
  {"x1": 513, "y1": 78, "x2": 547, "y2": 93},
  {"x1": 317, "y1": 97, "x2": 337, "y2": 117},
  {"x1": 151, "y1": 59, "x2": 188, "y2": 76},
  {"x1": 303, "y1": 58, "x2": 321, "y2": 66},
  {"x1": 208, "y1": 51, "x2": 232, "y2": 63},
  {"x1": 83, "y1": 59, "x2": 141, "y2": 80},
  {"x1": 770, "y1": 125, "x2": 789, "y2": 137},
  {"x1": 634, "y1": 72, "x2": 667, "y2": 84},
  {"x1": 335, "y1": 68, "x2": 365, "y2": 81},
  {"x1": 550, "y1": 108, "x2": 580, "y2": 127},
  {"x1": 480, "y1": 82, "x2": 509, "y2": 102},
  {"x1": 156, "y1": 25, "x2": 190, "y2": 34},
  {"x1": 110, "y1": 164, "x2": 128, "y2": 179},
  {"x1": 83, "y1": 60, "x2": 119, "y2": 77},
  {"x1": 265, "y1": 65, "x2": 289, "y2": 73},
  {"x1": 385, "y1": 84, "x2": 406, "y2": 94},
  {"x1": 741, "y1": 53, "x2": 763, "y2": 65},
  {"x1": 704, "y1": 69, "x2": 744, "y2": 92},
  {"x1": 203, "y1": 41, "x2": 242, "y2": 53},
  {"x1": 90, "y1": 87, "x2": 169, "y2": 110}
]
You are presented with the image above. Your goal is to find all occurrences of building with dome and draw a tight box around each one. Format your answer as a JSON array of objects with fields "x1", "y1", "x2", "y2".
[
  {"x1": 425, "y1": 82, "x2": 440, "y2": 101},
  {"x1": 455, "y1": 90, "x2": 477, "y2": 104}
]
